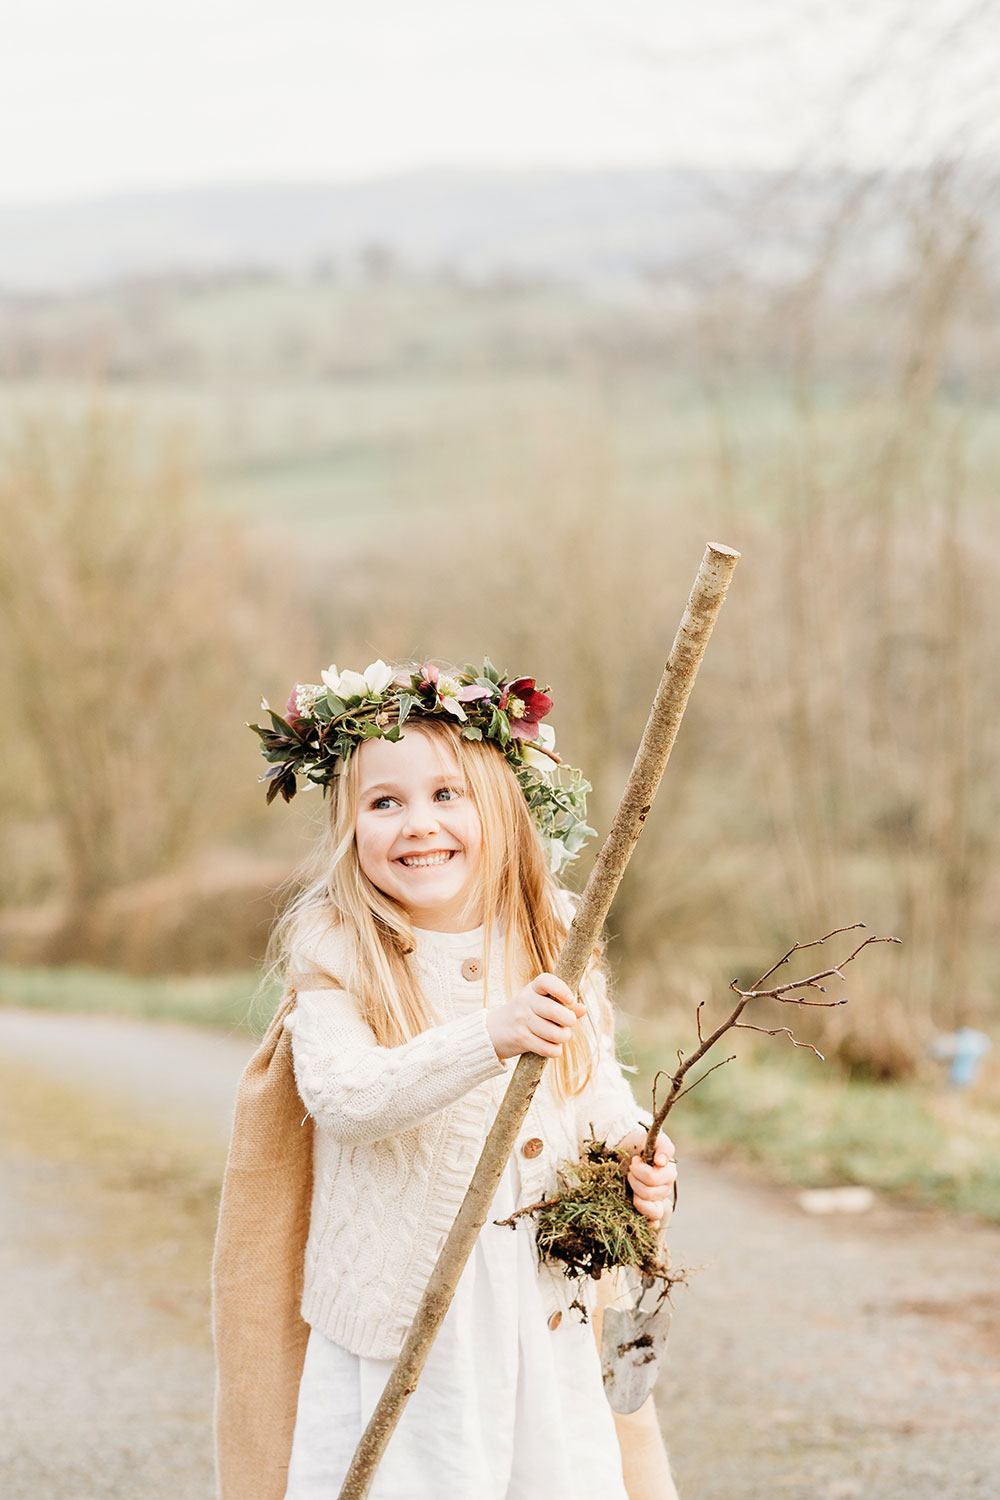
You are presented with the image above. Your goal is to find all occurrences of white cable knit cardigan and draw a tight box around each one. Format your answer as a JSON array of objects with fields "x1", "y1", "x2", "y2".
[{"x1": 285, "y1": 917, "x2": 646, "y2": 1361}]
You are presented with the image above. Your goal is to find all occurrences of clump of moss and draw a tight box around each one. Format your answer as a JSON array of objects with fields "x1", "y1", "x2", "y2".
[{"x1": 531, "y1": 1137, "x2": 665, "y2": 1282}]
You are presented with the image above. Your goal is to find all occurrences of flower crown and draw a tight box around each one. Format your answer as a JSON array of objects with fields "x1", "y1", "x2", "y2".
[{"x1": 249, "y1": 658, "x2": 596, "y2": 874}]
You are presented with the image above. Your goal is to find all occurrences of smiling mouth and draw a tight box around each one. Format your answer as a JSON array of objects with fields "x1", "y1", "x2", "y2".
[{"x1": 397, "y1": 850, "x2": 457, "y2": 869}]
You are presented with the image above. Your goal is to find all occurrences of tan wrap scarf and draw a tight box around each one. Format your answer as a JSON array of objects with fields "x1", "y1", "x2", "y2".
[
  {"x1": 211, "y1": 975, "x2": 676, "y2": 1500},
  {"x1": 212, "y1": 975, "x2": 332, "y2": 1500}
]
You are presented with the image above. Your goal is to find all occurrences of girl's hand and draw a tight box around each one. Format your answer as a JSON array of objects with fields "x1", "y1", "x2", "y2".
[
  {"x1": 617, "y1": 1127, "x2": 678, "y2": 1229},
  {"x1": 486, "y1": 973, "x2": 585, "y2": 1062}
]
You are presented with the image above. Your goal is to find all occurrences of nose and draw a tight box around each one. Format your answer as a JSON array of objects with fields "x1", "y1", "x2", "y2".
[{"x1": 401, "y1": 798, "x2": 442, "y2": 839}]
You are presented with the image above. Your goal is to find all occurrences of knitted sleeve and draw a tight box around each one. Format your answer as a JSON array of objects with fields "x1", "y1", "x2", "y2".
[{"x1": 287, "y1": 983, "x2": 507, "y2": 1147}]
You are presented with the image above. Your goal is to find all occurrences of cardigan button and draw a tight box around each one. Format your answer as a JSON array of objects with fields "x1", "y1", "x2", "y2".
[
  {"x1": 522, "y1": 1137, "x2": 543, "y2": 1159},
  {"x1": 547, "y1": 1311, "x2": 562, "y2": 1331},
  {"x1": 460, "y1": 957, "x2": 483, "y2": 981}
]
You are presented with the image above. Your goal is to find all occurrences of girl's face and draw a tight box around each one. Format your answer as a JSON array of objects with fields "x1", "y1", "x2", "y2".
[{"x1": 354, "y1": 727, "x2": 484, "y2": 932}]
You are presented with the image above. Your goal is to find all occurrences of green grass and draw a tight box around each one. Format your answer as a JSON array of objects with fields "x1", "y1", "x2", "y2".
[
  {"x1": 0, "y1": 962, "x2": 279, "y2": 1031},
  {"x1": 621, "y1": 1018, "x2": 1000, "y2": 1223},
  {"x1": 4, "y1": 960, "x2": 999, "y2": 1221}
]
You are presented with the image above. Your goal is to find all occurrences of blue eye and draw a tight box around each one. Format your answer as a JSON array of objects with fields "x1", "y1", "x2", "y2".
[
  {"x1": 436, "y1": 786, "x2": 462, "y2": 801},
  {"x1": 372, "y1": 796, "x2": 396, "y2": 810}
]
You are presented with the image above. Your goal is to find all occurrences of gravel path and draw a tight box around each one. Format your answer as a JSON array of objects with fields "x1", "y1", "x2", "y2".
[{"x1": 1, "y1": 1007, "x2": 997, "y2": 1500}]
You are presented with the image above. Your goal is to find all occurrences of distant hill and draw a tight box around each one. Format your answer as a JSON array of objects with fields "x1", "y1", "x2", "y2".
[{"x1": 0, "y1": 166, "x2": 863, "y2": 294}]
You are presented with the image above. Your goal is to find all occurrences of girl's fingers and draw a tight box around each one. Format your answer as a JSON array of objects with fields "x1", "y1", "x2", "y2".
[
  {"x1": 534, "y1": 997, "x2": 583, "y2": 1028},
  {"x1": 650, "y1": 1132, "x2": 676, "y2": 1160},
  {"x1": 632, "y1": 1196, "x2": 663, "y2": 1223},
  {"x1": 530, "y1": 1017, "x2": 575, "y2": 1046},
  {"x1": 628, "y1": 1172, "x2": 673, "y2": 1200},
  {"x1": 629, "y1": 1158, "x2": 678, "y2": 1190},
  {"x1": 531, "y1": 974, "x2": 579, "y2": 1010}
]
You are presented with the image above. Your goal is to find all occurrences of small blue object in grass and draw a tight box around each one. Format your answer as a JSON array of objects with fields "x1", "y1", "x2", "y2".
[{"x1": 928, "y1": 1027, "x2": 992, "y2": 1087}]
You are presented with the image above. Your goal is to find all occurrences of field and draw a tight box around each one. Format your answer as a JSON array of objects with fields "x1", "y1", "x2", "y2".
[{"x1": 1, "y1": 258, "x2": 999, "y2": 1197}]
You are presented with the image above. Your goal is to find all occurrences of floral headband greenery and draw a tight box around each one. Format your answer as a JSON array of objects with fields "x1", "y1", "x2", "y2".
[{"x1": 249, "y1": 658, "x2": 596, "y2": 874}]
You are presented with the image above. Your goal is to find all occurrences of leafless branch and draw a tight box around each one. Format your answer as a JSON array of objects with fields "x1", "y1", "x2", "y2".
[
  {"x1": 642, "y1": 926, "x2": 900, "y2": 1162},
  {"x1": 668, "y1": 1054, "x2": 737, "y2": 1107},
  {"x1": 731, "y1": 1021, "x2": 825, "y2": 1060}
]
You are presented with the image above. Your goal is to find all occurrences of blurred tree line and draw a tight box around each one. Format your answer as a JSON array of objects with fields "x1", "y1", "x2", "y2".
[{"x1": 0, "y1": 155, "x2": 997, "y2": 1080}]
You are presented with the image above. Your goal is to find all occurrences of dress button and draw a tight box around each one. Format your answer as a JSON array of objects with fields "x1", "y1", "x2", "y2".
[
  {"x1": 521, "y1": 1137, "x2": 543, "y2": 1159},
  {"x1": 547, "y1": 1311, "x2": 562, "y2": 1331},
  {"x1": 460, "y1": 957, "x2": 482, "y2": 981}
]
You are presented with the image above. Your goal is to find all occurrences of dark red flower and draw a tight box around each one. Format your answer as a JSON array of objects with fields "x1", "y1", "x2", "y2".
[{"x1": 499, "y1": 677, "x2": 553, "y2": 741}]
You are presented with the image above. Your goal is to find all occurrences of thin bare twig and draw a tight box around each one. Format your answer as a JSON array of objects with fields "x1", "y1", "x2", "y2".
[
  {"x1": 731, "y1": 1021, "x2": 825, "y2": 1059},
  {"x1": 642, "y1": 927, "x2": 901, "y2": 1163},
  {"x1": 667, "y1": 1054, "x2": 737, "y2": 1107}
]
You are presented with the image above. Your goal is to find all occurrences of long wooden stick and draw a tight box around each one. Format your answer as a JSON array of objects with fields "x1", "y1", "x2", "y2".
[{"x1": 337, "y1": 542, "x2": 741, "y2": 1499}]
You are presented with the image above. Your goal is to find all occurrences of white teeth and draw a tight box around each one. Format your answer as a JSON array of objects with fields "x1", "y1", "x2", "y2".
[{"x1": 399, "y1": 851, "x2": 455, "y2": 868}]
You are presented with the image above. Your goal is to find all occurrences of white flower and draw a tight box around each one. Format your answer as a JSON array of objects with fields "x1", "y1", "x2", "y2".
[
  {"x1": 522, "y1": 722, "x2": 557, "y2": 773},
  {"x1": 294, "y1": 683, "x2": 325, "y2": 716},
  {"x1": 336, "y1": 668, "x2": 369, "y2": 700},
  {"x1": 437, "y1": 676, "x2": 468, "y2": 721},
  {"x1": 363, "y1": 659, "x2": 393, "y2": 696},
  {"x1": 324, "y1": 660, "x2": 392, "y2": 701}
]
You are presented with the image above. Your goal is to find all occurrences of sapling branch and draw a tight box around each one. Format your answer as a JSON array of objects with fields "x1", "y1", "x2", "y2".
[{"x1": 640, "y1": 926, "x2": 901, "y2": 1164}]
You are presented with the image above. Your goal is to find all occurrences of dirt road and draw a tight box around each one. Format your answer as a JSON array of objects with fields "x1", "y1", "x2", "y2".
[{"x1": 0, "y1": 1007, "x2": 997, "y2": 1499}]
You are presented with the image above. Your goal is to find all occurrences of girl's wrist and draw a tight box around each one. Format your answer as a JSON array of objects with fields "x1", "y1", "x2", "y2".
[{"x1": 485, "y1": 1012, "x2": 512, "y2": 1062}]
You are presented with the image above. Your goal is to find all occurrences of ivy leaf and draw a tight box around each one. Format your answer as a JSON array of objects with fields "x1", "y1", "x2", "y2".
[
  {"x1": 461, "y1": 725, "x2": 483, "y2": 740},
  {"x1": 397, "y1": 692, "x2": 416, "y2": 727}
]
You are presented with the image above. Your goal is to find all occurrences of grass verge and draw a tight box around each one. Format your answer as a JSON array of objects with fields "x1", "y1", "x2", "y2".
[
  {"x1": 4, "y1": 963, "x2": 999, "y2": 1221},
  {"x1": 621, "y1": 1016, "x2": 1000, "y2": 1223},
  {"x1": 0, "y1": 962, "x2": 280, "y2": 1031}
]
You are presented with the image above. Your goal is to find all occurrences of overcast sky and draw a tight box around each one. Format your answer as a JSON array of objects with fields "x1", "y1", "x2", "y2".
[{"x1": 2, "y1": 0, "x2": 995, "y2": 206}]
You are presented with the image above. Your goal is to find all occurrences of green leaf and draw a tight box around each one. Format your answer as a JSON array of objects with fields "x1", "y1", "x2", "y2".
[
  {"x1": 267, "y1": 708, "x2": 303, "y2": 740},
  {"x1": 397, "y1": 692, "x2": 416, "y2": 727},
  {"x1": 461, "y1": 725, "x2": 483, "y2": 740},
  {"x1": 482, "y1": 657, "x2": 501, "y2": 685},
  {"x1": 383, "y1": 725, "x2": 402, "y2": 742}
]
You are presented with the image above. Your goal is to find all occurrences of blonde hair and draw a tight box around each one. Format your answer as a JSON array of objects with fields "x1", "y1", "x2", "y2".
[{"x1": 268, "y1": 709, "x2": 605, "y2": 1099}]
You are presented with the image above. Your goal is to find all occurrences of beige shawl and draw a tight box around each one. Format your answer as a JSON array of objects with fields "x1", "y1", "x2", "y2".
[
  {"x1": 212, "y1": 978, "x2": 326, "y2": 1500},
  {"x1": 210, "y1": 977, "x2": 674, "y2": 1500}
]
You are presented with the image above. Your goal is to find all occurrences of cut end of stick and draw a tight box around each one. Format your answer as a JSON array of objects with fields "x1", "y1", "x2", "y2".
[{"x1": 707, "y1": 542, "x2": 741, "y2": 559}]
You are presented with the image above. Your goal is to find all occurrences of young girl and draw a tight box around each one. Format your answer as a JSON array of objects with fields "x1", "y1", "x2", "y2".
[{"x1": 215, "y1": 659, "x2": 678, "y2": 1500}]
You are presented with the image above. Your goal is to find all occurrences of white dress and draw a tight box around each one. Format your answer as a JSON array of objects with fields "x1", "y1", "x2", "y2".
[{"x1": 283, "y1": 927, "x2": 628, "y2": 1500}]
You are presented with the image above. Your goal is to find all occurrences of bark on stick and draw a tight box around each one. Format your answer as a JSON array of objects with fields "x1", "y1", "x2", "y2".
[{"x1": 336, "y1": 542, "x2": 741, "y2": 1500}]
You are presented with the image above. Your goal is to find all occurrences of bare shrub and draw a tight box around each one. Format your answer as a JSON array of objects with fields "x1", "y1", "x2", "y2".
[{"x1": 0, "y1": 406, "x2": 304, "y2": 956}]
